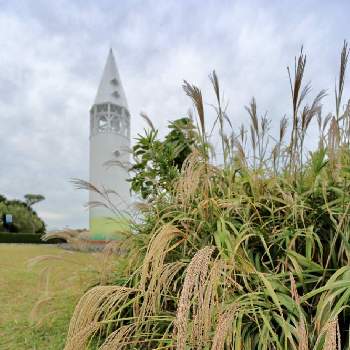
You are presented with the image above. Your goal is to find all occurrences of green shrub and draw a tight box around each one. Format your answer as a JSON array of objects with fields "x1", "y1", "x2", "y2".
[
  {"x1": 129, "y1": 117, "x2": 197, "y2": 200},
  {"x1": 65, "y1": 43, "x2": 350, "y2": 349},
  {"x1": 0, "y1": 198, "x2": 45, "y2": 234}
]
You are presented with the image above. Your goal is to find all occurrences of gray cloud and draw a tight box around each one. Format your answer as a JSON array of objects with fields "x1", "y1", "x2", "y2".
[{"x1": 0, "y1": 0, "x2": 349, "y2": 229}]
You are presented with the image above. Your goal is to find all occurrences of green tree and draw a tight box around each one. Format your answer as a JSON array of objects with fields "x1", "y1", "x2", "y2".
[
  {"x1": 24, "y1": 194, "x2": 45, "y2": 207},
  {"x1": 129, "y1": 117, "x2": 198, "y2": 200},
  {"x1": 0, "y1": 194, "x2": 45, "y2": 234}
]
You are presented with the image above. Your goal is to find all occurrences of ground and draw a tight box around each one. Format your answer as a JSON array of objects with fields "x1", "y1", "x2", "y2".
[{"x1": 0, "y1": 244, "x2": 107, "y2": 350}]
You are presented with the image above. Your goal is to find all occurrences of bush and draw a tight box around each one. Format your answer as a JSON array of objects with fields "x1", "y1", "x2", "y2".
[
  {"x1": 64, "y1": 43, "x2": 350, "y2": 349},
  {"x1": 129, "y1": 117, "x2": 197, "y2": 200},
  {"x1": 0, "y1": 232, "x2": 64, "y2": 244},
  {"x1": 0, "y1": 198, "x2": 45, "y2": 234}
]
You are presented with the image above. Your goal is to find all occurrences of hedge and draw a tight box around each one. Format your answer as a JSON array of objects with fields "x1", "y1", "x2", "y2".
[{"x1": 0, "y1": 232, "x2": 65, "y2": 244}]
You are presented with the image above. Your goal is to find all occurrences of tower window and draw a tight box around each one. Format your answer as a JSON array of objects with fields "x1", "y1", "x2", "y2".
[
  {"x1": 111, "y1": 116, "x2": 121, "y2": 132},
  {"x1": 124, "y1": 119, "x2": 130, "y2": 136},
  {"x1": 97, "y1": 104, "x2": 108, "y2": 112},
  {"x1": 112, "y1": 91, "x2": 120, "y2": 98},
  {"x1": 111, "y1": 104, "x2": 122, "y2": 114},
  {"x1": 98, "y1": 116, "x2": 108, "y2": 132},
  {"x1": 110, "y1": 78, "x2": 119, "y2": 86}
]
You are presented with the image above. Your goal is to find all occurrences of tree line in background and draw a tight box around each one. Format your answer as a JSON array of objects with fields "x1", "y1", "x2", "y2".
[{"x1": 0, "y1": 193, "x2": 45, "y2": 234}]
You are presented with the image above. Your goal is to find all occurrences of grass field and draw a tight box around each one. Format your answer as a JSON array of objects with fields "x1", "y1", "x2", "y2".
[{"x1": 0, "y1": 244, "x2": 107, "y2": 350}]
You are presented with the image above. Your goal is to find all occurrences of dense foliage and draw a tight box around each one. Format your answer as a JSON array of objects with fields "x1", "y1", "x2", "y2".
[
  {"x1": 24, "y1": 193, "x2": 45, "y2": 207},
  {"x1": 65, "y1": 43, "x2": 350, "y2": 349},
  {"x1": 0, "y1": 194, "x2": 46, "y2": 234},
  {"x1": 129, "y1": 117, "x2": 197, "y2": 200}
]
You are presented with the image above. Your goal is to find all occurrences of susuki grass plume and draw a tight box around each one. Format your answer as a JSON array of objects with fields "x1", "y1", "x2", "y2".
[{"x1": 64, "y1": 41, "x2": 350, "y2": 349}]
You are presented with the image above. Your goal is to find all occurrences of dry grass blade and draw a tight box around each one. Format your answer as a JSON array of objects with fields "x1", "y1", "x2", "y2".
[
  {"x1": 313, "y1": 317, "x2": 341, "y2": 350},
  {"x1": 209, "y1": 70, "x2": 220, "y2": 105},
  {"x1": 209, "y1": 70, "x2": 228, "y2": 164},
  {"x1": 65, "y1": 322, "x2": 100, "y2": 350},
  {"x1": 174, "y1": 246, "x2": 214, "y2": 350},
  {"x1": 27, "y1": 253, "x2": 78, "y2": 270},
  {"x1": 137, "y1": 224, "x2": 185, "y2": 328},
  {"x1": 71, "y1": 178, "x2": 103, "y2": 195},
  {"x1": 192, "y1": 259, "x2": 223, "y2": 348},
  {"x1": 323, "y1": 319, "x2": 340, "y2": 350},
  {"x1": 42, "y1": 229, "x2": 90, "y2": 245},
  {"x1": 246, "y1": 97, "x2": 259, "y2": 135},
  {"x1": 175, "y1": 149, "x2": 209, "y2": 207},
  {"x1": 280, "y1": 115, "x2": 288, "y2": 142},
  {"x1": 290, "y1": 273, "x2": 308, "y2": 350},
  {"x1": 28, "y1": 263, "x2": 52, "y2": 325},
  {"x1": 183, "y1": 80, "x2": 205, "y2": 136},
  {"x1": 99, "y1": 324, "x2": 136, "y2": 350},
  {"x1": 71, "y1": 179, "x2": 131, "y2": 217},
  {"x1": 140, "y1": 112, "x2": 155, "y2": 131},
  {"x1": 140, "y1": 224, "x2": 183, "y2": 290},
  {"x1": 336, "y1": 40, "x2": 349, "y2": 120},
  {"x1": 211, "y1": 304, "x2": 237, "y2": 350},
  {"x1": 65, "y1": 286, "x2": 135, "y2": 350},
  {"x1": 288, "y1": 47, "x2": 307, "y2": 114},
  {"x1": 287, "y1": 47, "x2": 309, "y2": 172},
  {"x1": 327, "y1": 116, "x2": 341, "y2": 174},
  {"x1": 140, "y1": 261, "x2": 185, "y2": 321},
  {"x1": 301, "y1": 90, "x2": 327, "y2": 132}
]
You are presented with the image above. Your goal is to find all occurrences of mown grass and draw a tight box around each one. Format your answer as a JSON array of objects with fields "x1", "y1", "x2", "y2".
[{"x1": 0, "y1": 244, "x2": 108, "y2": 350}]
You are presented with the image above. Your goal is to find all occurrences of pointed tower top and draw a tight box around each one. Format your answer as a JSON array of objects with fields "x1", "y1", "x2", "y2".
[{"x1": 94, "y1": 49, "x2": 128, "y2": 108}]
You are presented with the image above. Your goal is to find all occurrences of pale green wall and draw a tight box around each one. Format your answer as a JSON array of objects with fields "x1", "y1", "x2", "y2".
[{"x1": 90, "y1": 216, "x2": 130, "y2": 240}]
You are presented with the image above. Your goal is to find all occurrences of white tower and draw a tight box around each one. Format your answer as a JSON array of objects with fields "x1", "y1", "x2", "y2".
[{"x1": 89, "y1": 49, "x2": 131, "y2": 240}]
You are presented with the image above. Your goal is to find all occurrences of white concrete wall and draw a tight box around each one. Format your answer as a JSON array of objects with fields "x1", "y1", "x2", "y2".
[
  {"x1": 89, "y1": 131, "x2": 130, "y2": 238},
  {"x1": 89, "y1": 49, "x2": 131, "y2": 239}
]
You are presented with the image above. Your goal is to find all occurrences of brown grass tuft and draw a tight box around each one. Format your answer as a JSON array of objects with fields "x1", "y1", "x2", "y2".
[
  {"x1": 175, "y1": 149, "x2": 217, "y2": 212},
  {"x1": 99, "y1": 324, "x2": 136, "y2": 350},
  {"x1": 290, "y1": 273, "x2": 308, "y2": 350},
  {"x1": 140, "y1": 224, "x2": 183, "y2": 292},
  {"x1": 323, "y1": 319, "x2": 340, "y2": 350},
  {"x1": 64, "y1": 286, "x2": 135, "y2": 350},
  {"x1": 183, "y1": 80, "x2": 205, "y2": 137},
  {"x1": 191, "y1": 259, "x2": 222, "y2": 348},
  {"x1": 65, "y1": 322, "x2": 100, "y2": 350},
  {"x1": 174, "y1": 246, "x2": 214, "y2": 350},
  {"x1": 211, "y1": 304, "x2": 237, "y2": 350}
]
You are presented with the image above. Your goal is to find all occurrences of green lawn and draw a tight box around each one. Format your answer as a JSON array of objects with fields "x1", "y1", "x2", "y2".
[{"x1": 0, "y1": 244, "x2": 103, "y2": 350}]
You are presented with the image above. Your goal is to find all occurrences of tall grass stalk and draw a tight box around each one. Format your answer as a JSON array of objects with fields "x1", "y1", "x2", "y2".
[{"x1": 65, "y1": 42, "x2": 350, "y2": 349}]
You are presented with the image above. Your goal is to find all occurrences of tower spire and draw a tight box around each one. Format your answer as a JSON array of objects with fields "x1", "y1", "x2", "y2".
[
  {"x1": 94, "y1": 49, "x2": 128, "y2": 108},
  {"x1": 89, "y1": 49, "x2": 131, "y2": 240}
]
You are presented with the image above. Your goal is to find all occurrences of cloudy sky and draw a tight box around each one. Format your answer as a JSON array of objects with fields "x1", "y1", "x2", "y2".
[{"x1": 0, "y1": 0, "x2": 349, "y2": 230}]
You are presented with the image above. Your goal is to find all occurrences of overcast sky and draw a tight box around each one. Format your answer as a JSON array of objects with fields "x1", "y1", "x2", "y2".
[{"x1": 0, "y1": 0, "x2": 349, "y2": 230}]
